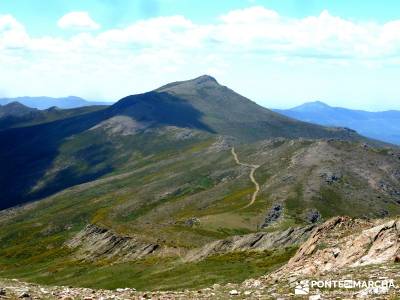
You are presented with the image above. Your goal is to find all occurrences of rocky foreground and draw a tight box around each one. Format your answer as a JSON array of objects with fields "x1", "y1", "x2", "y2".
[
  {"x1": 1, "y1": 264, "x2": 400, "y2": 299},
  {"x1": 2, "y1": 216, "x2": 400, "y2": 299}
]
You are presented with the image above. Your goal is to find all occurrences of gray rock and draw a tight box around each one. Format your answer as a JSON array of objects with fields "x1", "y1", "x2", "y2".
[
  {"x1": 320, "y1": 171, "x2": 342, "y2": 184},
  {"x1": 378, "y1": 209, "x2": 389, "y2": 218},
  {"x1": 184, "y1": 224, "x2": 315, "y2": 262},
  {"x1": 66, "y1": 224, "x2": 160, "y2": 261},
  {"x1": 185, "y1": 217, "x2": 200, "y2": 227},
  {"x1": 89, "y1": 116, "x2": 149, "y2": 136},
  {"x1": 306, "y1": 209, "x2": 321, "y2": 224},
  {"x1": 18, "y1": 291, "x2": 30, "y2": 298},
  {"x1": 378, "y1": 181, "x2": 400, "y2": 204},
  {"x1": 261, "y1": 204, "x2": 283, "y2": 228},
  {"x1": 229, "y1": 289, "x2": 239, "y2": 296},
  {"x1": 244, "y1": 290, "x2": 252, "y2": 296}
]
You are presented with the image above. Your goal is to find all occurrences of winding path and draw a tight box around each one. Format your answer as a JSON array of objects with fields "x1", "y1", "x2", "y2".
[{"x1": 231, "y1": 147, "x2": 260, "y2": 208}]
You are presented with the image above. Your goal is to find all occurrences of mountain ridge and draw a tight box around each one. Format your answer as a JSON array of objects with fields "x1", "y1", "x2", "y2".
[
  {"x1": 0, "y1": 102, "x2": 108, "y2": 131},
  {"x1": 0, "y1": 75, "x2": 399, "y2": 293},
  {"x1": 275, "y1": 101, "x2": 400, "y2": 145},
  {"x1": 0, "y1": 76, "x2": 387, "y2": 210},
  {"x1": 0, "y1": 101, "x2": 38, "y2": 118},
  {"x1": 155, "y1": 75, "x2": 366, "y2": 142},
  {"x1": 0, "y1": 96, "x2": 112, "y2": 110}
]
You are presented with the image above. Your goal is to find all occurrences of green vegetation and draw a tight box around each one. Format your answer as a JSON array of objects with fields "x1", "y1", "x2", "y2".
[
  {"x1": 0, "y1": 76, "x2": 399, "y2": 291},
  {"x1": 0, "y1": 247, "x2": 297, "y2": 291},
  {"x1": 1, "y1": 137, "x2": 399, "y2": 291}
]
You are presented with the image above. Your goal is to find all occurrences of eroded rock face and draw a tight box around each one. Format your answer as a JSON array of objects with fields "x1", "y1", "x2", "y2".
[
  {"x1": 66, "y1": 224, "x2": 160, "y2": 261},
  {"x1": 184, "y1": 225, "x2": 315, "y2": 262},
  {"x1": 275, "y1": 216, "x2": 400, "y2": 276}
]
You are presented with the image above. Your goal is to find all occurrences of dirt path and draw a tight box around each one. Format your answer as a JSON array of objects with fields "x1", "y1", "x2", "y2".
[{"x1": 231, "y1": 147, "x2": 260, "y2": 208}]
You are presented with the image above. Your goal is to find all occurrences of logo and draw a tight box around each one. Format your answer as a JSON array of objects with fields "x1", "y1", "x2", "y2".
[
  {"x1": 295, "y1": 280, "x2": 310, "y2": 295},
  {"x1": 293, "y1": 278, "x2": 396, "y2": 296}
]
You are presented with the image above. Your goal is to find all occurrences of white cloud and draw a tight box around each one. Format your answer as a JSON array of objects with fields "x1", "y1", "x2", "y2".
[
  {"x1": 1, "y1": 7, "x2": 400, "y2": 108},
  {"x1": 9, "y1": 8, "x2": 400, "y2": 62},
  {"x1": 97, "y1": 16, "x2": 201, "y2": 47},
  {"x1": 213, "y1": 8, "x2": 386, "y2": 58},
  {"x1": 57, "y1": 12, "x2": 100, "y2": 30},
  {"x1": 220, "y1": 6, "x2": 279, "y2": 24},
  {"x1": 0, "y1": 15, "x2": 29, "y2": 49}
]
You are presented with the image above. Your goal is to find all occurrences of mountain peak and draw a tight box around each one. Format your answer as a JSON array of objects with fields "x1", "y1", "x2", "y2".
[
  {"x1": 293, "y1": 101, "x2": 331, "y2": 112},
  {"x1": 156, "y1": 75, "x2": 220, "y2": 93},
  {"x1": 314, "y1": 100, "x2": 330, "y2": 106},
  {"x1": 0, "y1": 101, "x2": 37, "y2": 118},
  {"x1": 191, "y1": 75, "x2": 218, "y2": 85},
  {"x1": 304, "y1": 101, "x2": 330, "y2": 108},
  {"x1": 3, "y1": 101, "x2": 29, "y2": 109}
]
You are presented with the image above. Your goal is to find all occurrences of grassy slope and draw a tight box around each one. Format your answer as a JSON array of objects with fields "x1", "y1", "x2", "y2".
[
  {"x1": 0, "y1": 136, "x2": 400, "y2": 290},
  {"x1": 0, "y1": 76, "x2": 380, "y2": 211},
  {"x1": 0, "y1": 76, "x2": 398, "y2": 290},
  {"x1": 0, "y1": 246, "x2": 297, "y2": 291},
  {"x1": 0, "y1": 131, "x2": 293, "y2": 290}
]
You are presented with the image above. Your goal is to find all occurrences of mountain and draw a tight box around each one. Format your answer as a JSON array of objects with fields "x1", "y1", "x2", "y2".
[
  {"x1": 0, "y1": 96, "x2": 111, "y2": 110},
  {"x1": 274, "y1": 101, "x2": 400, "y2": 145},
  {"x1": 0, "y1": 101, "x2": 38, "y2": 118},
  {"x1": 0, "y1": 76, "x2": 371, "y2": 209},
  {"x1": 0, "y1": 75, "x2": 399, "y2": 292},
  {"x1": 154, "y1": 76, "x2": 362, "y2": 142},
  {"x1": 0, "y1": 102, "x2": 107, "y2": 131}
]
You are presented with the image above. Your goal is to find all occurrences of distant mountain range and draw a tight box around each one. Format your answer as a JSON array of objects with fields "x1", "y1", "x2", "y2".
[
  {"x1": 0, "y1": 101, "x2": 106, "y2": 131},
  {"x1": 274, "y1": 101, "x2": 400, "y2": 145},
  {"x1": 0, "y1": 96, "x2": 111, "y2": 109}
]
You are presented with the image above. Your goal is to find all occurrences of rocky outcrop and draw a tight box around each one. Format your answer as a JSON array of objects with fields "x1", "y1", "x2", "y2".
[
  {"x1": 68, "y1": 222, "x2": 316, "y2": 263},
  {"x1": 5, "y1": 218, "x2": 400, "y2": 300},
  {"x1": 184, "y1": 224, "x2": 315, "y2": 262},
  {"x1": 66, "y1": 224, "x2": 161, "y2": 261},
  {"x1": 320, "y1": 171, "x2": 342, "y2": 184},
  {"x1": 207, "y1": 135, "x2": 235, "y2": 152},
  {"x1": 89, "y1": 115, "x2": 149, "y2": 136},
  {"x1": 261, "y1": 204, "x2": 283, "y2": 228},
  {"x1": 184, "y1": 217, "x2": 201, "y2": 227},
  {"x1": 274, "y1": 216, "x2": 400, "y2": 276},
  {"x1": 306, "y1": 209, "x2": 321, "y2": 224}
]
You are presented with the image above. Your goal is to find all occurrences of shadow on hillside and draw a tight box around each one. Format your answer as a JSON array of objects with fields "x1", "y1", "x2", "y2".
[
  {"x1": 111, "y1": 92, "x2": 215, "y2": 133},
  {"x1": 0, "y1": 92, "x2": 213, "y2": 210}
]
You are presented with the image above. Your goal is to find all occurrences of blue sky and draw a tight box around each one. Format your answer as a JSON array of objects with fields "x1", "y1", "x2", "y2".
[
  {"x1": 4, "y1": 0, "x2": 400, "y2": 32},
  {"x1": 1, "y1": 0, "x2": 400, "y2": 110}
]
